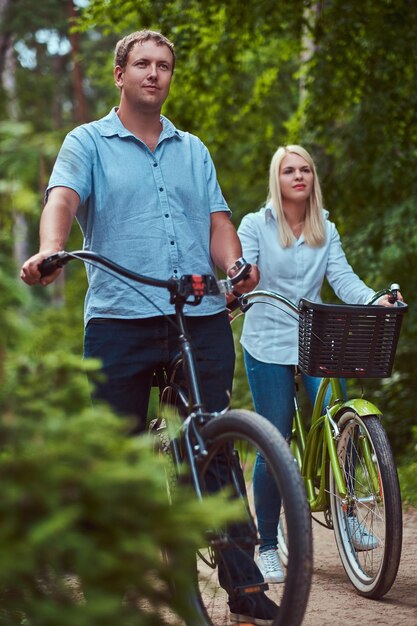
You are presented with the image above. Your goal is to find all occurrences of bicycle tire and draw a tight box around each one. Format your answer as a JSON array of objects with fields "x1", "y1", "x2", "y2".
[
  {"x1": 196, "y1": 409, "x2": 313, "y2": 626},
  {"x1": 328, "y1": 411, "x2": 402, "y2": 598}
]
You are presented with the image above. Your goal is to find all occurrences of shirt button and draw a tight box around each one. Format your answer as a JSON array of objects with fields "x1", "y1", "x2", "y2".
[
  {"x1": 153, "y1": 162, "x2": 158, "y2": 167},
  {"x1": 173, "y1": 269, "x2": 178, "y2": 274},
  {"x1": 159, "y1": 187, "x2": 164, "y2": 191},
  {"x1": 170, "y1": 241, "x2": 175, "y2": 245},
  {"x1": 165, "y1": 214, "x2": 169, "y2": 218}
]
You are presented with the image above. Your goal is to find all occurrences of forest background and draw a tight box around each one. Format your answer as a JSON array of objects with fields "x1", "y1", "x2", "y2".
[{"x1": 1, "y1": 0, "x2": 416, "y2": 502}]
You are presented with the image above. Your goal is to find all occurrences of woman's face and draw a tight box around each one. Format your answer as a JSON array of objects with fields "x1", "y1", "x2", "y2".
[{"x1": 279, "y1": 152, "x2": 314, "y2": 204}]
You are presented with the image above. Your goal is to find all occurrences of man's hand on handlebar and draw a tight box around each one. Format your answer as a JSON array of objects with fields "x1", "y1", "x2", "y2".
[
  {"x1": 20, "y1": 249, "x2": 63, "y2": 287},
  {"x1": 226, "y1": 260, "x2": 260, "y2": 296},
  {"x1": 225, "y1": 260, "x2": 259, "y2": 320}
]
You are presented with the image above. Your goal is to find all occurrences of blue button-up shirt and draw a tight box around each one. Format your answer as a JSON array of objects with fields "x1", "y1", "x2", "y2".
[
  {"x1": 47, "y1": 108, "x2": 230, "y2": 324},
  {"x1": 238, "y1": 205, "x2": 376, "y2": 364}
]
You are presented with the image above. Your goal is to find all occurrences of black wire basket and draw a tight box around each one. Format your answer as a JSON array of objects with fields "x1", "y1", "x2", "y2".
[{"x1": 298, "y1": 299, "x2": 407, "y2": 378}]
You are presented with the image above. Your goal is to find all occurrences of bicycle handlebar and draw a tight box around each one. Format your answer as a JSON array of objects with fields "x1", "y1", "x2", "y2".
[
  {"x1": 368, "y1": 283, "x2": 401, "y2": 305},
  {"x1": 38, "y1": 250, "x2": 252, "y2": 301},
  {"x1": 234, "y1": 283, "x2": 404, "y2": 316}
]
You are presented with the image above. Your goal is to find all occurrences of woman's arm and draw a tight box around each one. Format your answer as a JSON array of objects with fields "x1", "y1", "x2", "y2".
[{"x1": 325, "y1": 223, "x2": 376, "y2": 304}]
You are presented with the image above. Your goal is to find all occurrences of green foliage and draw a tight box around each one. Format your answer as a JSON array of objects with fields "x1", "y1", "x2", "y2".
[
  {"x1": 2, "y1": 0, "x2": 69, "y2": 35},
  {"x1": 0, "y1": 347, "x2": 239, "y2": 625},
  {"x1": 0, "y1": 254, "x2": 29, "y2": 357},
  {"x1": 0, "y1": 121, "x2": 64, "y2": 264},
  {"x1": 398, "y1": 424, "x2": 417, "y2": 507}
]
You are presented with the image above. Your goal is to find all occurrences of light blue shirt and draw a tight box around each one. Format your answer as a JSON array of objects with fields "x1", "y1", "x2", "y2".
[
  {"x1": 47, "y1": 108, "x2": 230, "y2": 324},
  {"x1": 238, "y1": 205, "x2": 376, "y2": 364}
]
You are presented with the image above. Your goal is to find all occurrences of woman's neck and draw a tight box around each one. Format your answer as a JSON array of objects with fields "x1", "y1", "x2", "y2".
[{"x1": 283, "y1": 201, "x2": 306, "y2": 228}]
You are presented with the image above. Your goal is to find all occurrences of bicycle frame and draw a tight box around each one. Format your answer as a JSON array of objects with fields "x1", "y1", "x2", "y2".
[
  {"x1": 155, "y1": 300, "x2": 218, "y2": 499},
  {"x1": 236, "y1": 286, "x2": 405, "y2": 600},
  {"x1": 292, "y1": 376, "x2": 382, "y2": 512}
]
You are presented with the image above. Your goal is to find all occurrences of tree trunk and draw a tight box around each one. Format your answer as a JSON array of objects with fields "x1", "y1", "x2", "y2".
[
  {"x1": 0, "y1": 0, "x2": 31, "y2": 270},
  {"x1": 299, "y1": 2, "x2": 322, "y2": 102},
  {"x1": 67, "y1": 0, "x2": 89, "y2": 123}
]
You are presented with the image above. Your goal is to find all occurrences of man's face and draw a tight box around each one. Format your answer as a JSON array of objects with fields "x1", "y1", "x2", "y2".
[{"x1": 114, "y1": 40, "x2": 174, "y2": 113}]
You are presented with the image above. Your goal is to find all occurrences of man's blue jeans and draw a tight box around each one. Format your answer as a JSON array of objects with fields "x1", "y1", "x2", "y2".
[
  {"x1": 84, "y1": 312, "x2": 235, "y2": 432},
  {"x1": 243, "y1": 349, "x2": 333, "y2": 552}
]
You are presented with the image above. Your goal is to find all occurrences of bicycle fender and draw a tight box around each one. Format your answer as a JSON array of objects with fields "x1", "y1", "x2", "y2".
[{"x1": 335, "y1": 398, "x2": 382, "y2": 417}]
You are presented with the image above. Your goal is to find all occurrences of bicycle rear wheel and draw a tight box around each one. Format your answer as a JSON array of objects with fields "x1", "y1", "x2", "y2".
[
  {"x1": 329, "y1": 411, "x2": 402, "y2": 598},
  {"x1": 196, "y1": 409, "x2": 313, "y2": 626}
]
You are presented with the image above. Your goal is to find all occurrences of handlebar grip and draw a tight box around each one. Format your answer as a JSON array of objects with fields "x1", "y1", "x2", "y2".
[
  {"x1": 388, "y1": 282, "x2": 400, "y2": 304},
  {"x1": 227, "y1": 296, "x2": 253, "y2": 313},
  {"x1": 227, "y1": 297, "x2": 241, "y2": 313},
  {"x1": 38, "y1": 252, "x2": 69, "y2": 277}
]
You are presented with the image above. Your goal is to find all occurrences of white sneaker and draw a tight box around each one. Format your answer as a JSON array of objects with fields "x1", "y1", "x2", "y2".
[
  {"x1": 256, "y1": 549, "x2": 285, "y2": 584},
  {"x1": 347, "y1": 516, "x2": 379, "y2": 551}
]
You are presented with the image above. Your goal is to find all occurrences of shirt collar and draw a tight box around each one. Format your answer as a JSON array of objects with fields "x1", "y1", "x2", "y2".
[
  {"x1": 262, "y1": 204, "x2": 330, "y2": 222},
  {"x1": 97, "y1": 107, "x2": 184, "y2": 140},
  {"x1": 262, "y1": 203, "x2": 276, "y2": 222}
]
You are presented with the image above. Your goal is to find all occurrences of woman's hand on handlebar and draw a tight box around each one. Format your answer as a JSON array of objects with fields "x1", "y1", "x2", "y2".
[
  {"x1": 20, "y1": 249, "x2": 63, "y2": 287},
  {"x1": 376, "y1": 292, "x2": 404, "y2": 307}
]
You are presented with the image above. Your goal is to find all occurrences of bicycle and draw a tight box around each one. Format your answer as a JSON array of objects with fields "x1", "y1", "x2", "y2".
[
  {"x1": 232, "y1": 285, "x2": 407, "y2": 600},
  {"x1": 40, "y1": 250, "x2": 313, "y2": 626}
]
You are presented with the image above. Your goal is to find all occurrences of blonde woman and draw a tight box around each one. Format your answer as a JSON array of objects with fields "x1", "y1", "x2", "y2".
[{"x1": 238, "y1": 145, "x2": 398, "y2": 584}]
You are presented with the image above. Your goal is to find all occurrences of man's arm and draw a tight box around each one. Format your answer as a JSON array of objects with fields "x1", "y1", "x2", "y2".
[
  {"x1": 210, "y1": 212, "x2": 259, "y2": 294},
  {"x1": 20, "y1": 187, "x2": 80, "y2": 286}
]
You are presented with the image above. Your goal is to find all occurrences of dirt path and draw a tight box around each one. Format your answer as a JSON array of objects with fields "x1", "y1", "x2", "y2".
[
  {"x1": 198, "y1": 508, "x2": 416, "y2": 625},
  {"x1": 301, "y1": 507, "x2": 417, "y2": 625}
]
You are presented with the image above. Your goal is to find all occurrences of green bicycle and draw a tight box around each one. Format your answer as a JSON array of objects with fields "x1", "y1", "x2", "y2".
[{"x1": 234, "y1": 285, "x2": 407, "y2": 600}]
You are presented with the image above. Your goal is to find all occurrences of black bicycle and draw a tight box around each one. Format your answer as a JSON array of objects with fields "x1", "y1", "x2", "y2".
[{"x1": 40, "y1": 250, "x2": 313, "y2": 626}]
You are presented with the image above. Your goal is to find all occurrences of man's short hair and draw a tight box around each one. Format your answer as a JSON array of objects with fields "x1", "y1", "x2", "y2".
[{"x1": 114, "y1": 30, "x2": 176, "y2": 71}]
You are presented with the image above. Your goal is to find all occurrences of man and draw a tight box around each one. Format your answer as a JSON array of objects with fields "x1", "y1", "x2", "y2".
[{"x1": 21, "y1": 30, "x2": 277, "y2": 624}]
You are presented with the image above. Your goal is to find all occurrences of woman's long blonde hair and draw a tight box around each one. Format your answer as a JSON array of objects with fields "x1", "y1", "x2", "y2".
[{"x1": 267, "y1": 145, "x2": 326, "y2": 248}]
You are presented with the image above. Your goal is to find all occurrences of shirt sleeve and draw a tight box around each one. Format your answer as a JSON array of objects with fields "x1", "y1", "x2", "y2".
[
  {"x1": 201, "y1": 141, "x2": 231, "y2": 215},
  {"x1": 46, "y1": 127, "x2": 94, "y2": 205},
  {"x1": 326, "y1": 222, "x2": 375, "y2": 304},
  {"x1": 237, "y1": 213, "x2": 260, "y2": 264}
]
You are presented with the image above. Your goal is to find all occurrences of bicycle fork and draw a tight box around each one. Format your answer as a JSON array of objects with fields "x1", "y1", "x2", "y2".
[{"x1": 325, "y1": 399, "x2": 383, "y2": 509}]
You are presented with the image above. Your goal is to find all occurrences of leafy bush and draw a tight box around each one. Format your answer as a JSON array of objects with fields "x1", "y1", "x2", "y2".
[{"x1": 0, "y1": 351, "x2": 237, "y2": 625}]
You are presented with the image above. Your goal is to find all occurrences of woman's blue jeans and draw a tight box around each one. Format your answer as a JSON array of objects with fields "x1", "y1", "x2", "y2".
[{"x1": 243, "y1": 349, "x2": 334, "y2": 552}]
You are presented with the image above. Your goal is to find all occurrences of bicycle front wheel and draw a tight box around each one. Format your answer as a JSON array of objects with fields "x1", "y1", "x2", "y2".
[
  {"x1": 196, "y1": 409, "x2": 313, "y2": 626},
  {"x1": 329, "y1": 411, "x2": 402, "y2": 598}
]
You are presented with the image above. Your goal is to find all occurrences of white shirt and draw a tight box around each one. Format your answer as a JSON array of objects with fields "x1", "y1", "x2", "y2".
[{"x1": 237, "y1": 205, "x2": 375, "y2": 364}]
